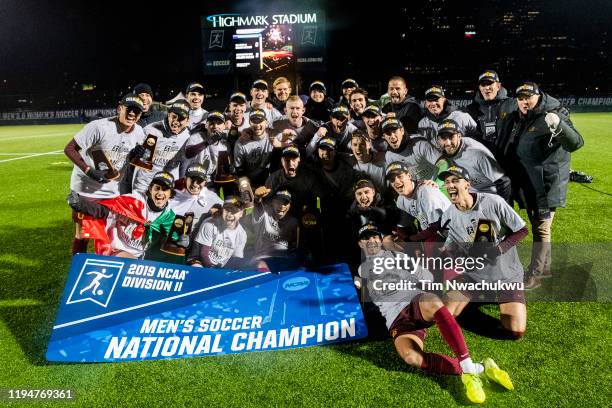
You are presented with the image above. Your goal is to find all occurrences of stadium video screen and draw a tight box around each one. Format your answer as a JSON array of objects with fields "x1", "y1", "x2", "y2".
[{"x1": 201, "y1": 12, "x2": 325, "y2": 75}]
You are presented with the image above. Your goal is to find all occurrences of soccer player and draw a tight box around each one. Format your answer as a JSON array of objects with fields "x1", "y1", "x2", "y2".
[
  {"x1": 307, "y1": 105, "x2": 358, "y2": 155},
  {"x1": 134, "y1": 83, "x2": 166, "y2": 127},
  {"x1": 348, "y1": 87, "x2": 369, "y2": 129},
  {"x1": 361, "y1": 105, "x2": 387, "y2": 153},
  {"x1": 418, "y1": 85, "x2": 477, "y2": 143},
  {"x1": 234, "y1": 109, "x2": 277, "y2": 187},
  {"x1": 270, "y1": 76, "x2": 292, "y2": 112},
  {"x1": 64, "y1": 93, "x2": 146, "y2": 254},
  {"x1": 349, "y1": 131, "x2": 386, "y2": 193},
  {"x1": 248, "y1": 79, "x2": 283, "y2": 126},
  {"x1": 188, "y1": 196, "x2": 247, "y2": 268},
  {"x1": 225, "y1": 92, "x2": 251, "y2": 148},
  {"x1": 337, "y1": 78, "x2": 358, "y2": 107},
  {"x1": 185, "y1": 82, "x2": 208, "y2": 129},
  {"x1": 438, "y1": 166, "x2": 528, "y2": 339},
  {"x1": 356, "y1": 223, "x2": 513, "y2": 404},
  {"x1": 272, "y1": 95, "x2": 319, "y2": 151},
  {"x1": 436, "y1": 119, "x2": 511, "y2": 201}
]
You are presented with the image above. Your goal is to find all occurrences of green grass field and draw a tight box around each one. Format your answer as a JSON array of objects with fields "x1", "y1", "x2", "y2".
[{"x1": 0, "y1": 115, "x2": 611, "y2": 407}]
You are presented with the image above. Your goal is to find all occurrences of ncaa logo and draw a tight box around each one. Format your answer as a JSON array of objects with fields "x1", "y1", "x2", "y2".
[
  {"x1": 282, "y1": 277, "x2": 310, "y2": 292},
  {"x1": 66, "y1": 259, "x2": 125, "y2": 307}
]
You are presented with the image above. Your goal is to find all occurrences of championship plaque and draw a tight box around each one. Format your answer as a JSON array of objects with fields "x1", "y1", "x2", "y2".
[
  {"x1": 474, "y1": 219, "x2": 495, "y2": 243},
  {"x1": 215, "y1": 150, "x2": 235, "y2": 182},
  {"x1": 160, "y1": 214, "x2": 191, "y2": 256},
  {"x1": 91, "y1": 149, "x2": 120, "y2": 180},
  {"x1": 130, "y1": 134, "x2": 157, "y2": 171},
  {"x1": 238, "y1": 177, "x2": 254, "y2": 209}
]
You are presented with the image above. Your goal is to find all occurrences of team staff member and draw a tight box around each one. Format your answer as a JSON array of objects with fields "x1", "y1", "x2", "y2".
[
  {"x1": 185, "y1": 82, "x2": 208, "y2": 129},
  {"x1": 438, "y1": 166, "x2": 529, "y2": 339},
  {"x1": 304, "y1": 81, "x2": 334, "y2": 124},
  {"x1": 381, "y1": 76, "x2": 423, "y2": 134},
  {"x1": 134, "y1": 83, "x2": 166, "y2": 127},
  {"x1": 418, "y1": 85, "x2": 477, "y2": 143},
  {"x1": 356, "y1": 223, "x2": 513, "y2": 404},
  {"x1": 496, "y1": 82, "x2": 584, "y2": 289},
  {"x1": 464, "y1": 70, "x2": 510, "y2": 147},
  {"x1": 436, "y1": 119, "x2": 511, "y2": 201},
  {"x1": 64, "y1": 93, "x2": 146, "y2": 254},
  {"x1": 132, "y1": 100, "x2": 192, "y2": 193}
]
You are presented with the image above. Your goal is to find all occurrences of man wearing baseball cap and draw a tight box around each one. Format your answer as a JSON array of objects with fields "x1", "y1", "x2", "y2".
[
  {"x1": 234, "y1": 109, "x2": 277, "y2": 187},
  {"x1": 188, "y1": 196, "x2": 247, "y2": 268},
  {"x1": 64, "y1": 92, "x2": 147, "y2": 254},
  {"x1": 380, "y1": 116, "x2": 439, "y2": 181},
  {"x1": 132, "y1": 99, "x2": 192, "y2": 194},
  {"x1": 248, "y1": 79, "x2": 283, "y2": 126},
  {"x1": 226, "y1": 92, "x2": 250, "y2": 139},
  {"x1": 436, "y1": 119, "x2": 510, "y2": 201},
  {"x1": 362, "y1": 105, "x2": 388, "y2": 153},
  {"x1": 418, "y1": 85, "x2": 478, "y2": 144},
  {"x1": 134, "y1": 83, "x2": 166, "y2": 127},
  {"x1": 305, "y1": 80, "x2": 334, "y2": 124},
  {"x1": 337, "y1": 78, "x2": 359, "y2": 107},
  {"x1": 307, "y1": 105, "x2": 358, "y2": 155},
  {"x1": 185, "y1": 82, "x2": 209, "y2": 130},
  {"x1": 496, "y1": 81, "x2": 585, "y2": 289},
  {"x1": 437, "y1": 164, "x2": 529, "y2": 340},
  {"x1": 464, "y1": 70, "x2": 510, "y2": 147}
]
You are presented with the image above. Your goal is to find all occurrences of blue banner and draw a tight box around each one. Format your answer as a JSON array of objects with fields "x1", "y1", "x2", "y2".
[{"x1": 46, "y1": 254, "x2": 367, "y2": 362}]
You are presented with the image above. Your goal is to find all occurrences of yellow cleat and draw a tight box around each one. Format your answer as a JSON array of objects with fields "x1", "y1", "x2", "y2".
[
  {"x1": 483, "y1": 357, "x2": 514, "y2": 391},
  {"x1": 461, "y1": 373, "x2": 486, "y2": 404}
]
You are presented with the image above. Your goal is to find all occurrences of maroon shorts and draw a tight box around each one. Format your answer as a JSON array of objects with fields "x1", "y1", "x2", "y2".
[
  {"x1": 388, "y1": 294, "x2": 433, "y2": 343},
  {"x1": 449, "y1": 274, "x2": 526, "y2": 304}
]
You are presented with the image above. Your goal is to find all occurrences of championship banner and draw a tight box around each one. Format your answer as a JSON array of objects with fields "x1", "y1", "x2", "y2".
[{"x1": 46, "y1": 254, "x2": 367, "y2": 362}]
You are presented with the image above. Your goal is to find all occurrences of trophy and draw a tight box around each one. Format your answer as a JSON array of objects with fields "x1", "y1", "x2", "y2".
[
  {"x1": 214, "y1": 150, "x2": 235, "y2": 182},
  {"x1": 238, "y1": 177, "x2": 254, "y2": 209},
  {"x1": 130, "y1": 134, "x2": 157, "y2": 171},
  {"x1": 91, "y1": 149, "x2": 120, "y2": 180},
  {"x1": 160, "y1": 214, "x2": 194, "y2": 256},
  {"x1": 474, "y1": 219, "x2": 495, "y2": 243}
]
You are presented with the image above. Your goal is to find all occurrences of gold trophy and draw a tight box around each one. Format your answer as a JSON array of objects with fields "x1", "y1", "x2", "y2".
[
  {"x1": 130, "y1": 135, "x2": 157, "y2": 171},
  {"x1": 160, "y1": 214, "x2": 193, "y2": 256},
  {"x1": 474, "y1": 219, "x2": 495, "y2": 243},
  {"x1": 214, "y1": 150, "x2": 235, "y2": 183},
  {"x1": 91, "y1": 149, "x2": 120, "y2": 180},
  {"x1": 238, "y1": 177, "x2": 254, "y2": 209}
]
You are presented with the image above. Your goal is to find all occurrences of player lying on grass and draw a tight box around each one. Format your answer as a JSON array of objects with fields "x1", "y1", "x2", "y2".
[
  {"x1": 356, "y1": 223, "x2": 514, "y2": 404},
  {"x1": 438, "y1": 166, "x2": 529, "y2": 339},
  {"x1": 67, "y1": 171, "x2": 187, "y2": 259}
]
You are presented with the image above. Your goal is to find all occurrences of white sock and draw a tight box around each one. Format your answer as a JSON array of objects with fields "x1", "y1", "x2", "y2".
[{"x1": 460, "y1": 358, "x2": 484, "y2": 375}]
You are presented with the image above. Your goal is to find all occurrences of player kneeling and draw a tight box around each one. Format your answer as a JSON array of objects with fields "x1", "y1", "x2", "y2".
[{"x1": 356, "y1": 223, "x2": 513, "y2": 404}]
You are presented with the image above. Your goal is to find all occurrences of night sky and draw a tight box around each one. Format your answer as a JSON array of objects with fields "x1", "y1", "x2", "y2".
[{"x1": 0, "y1": 0, "x2": 610, "y2": 106}]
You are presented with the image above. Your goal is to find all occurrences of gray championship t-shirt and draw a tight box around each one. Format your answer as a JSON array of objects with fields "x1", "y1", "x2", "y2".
[
  {"x1": 444, "y1": 138, "x2": 505, "y2": 194},
  {"x1": 396, "y1": 184, "x2": 451, "y2": 230},
  {"x1": 384, "y1": 135, "x2": 441, "y2": 181},
  {"x1": 169, "y1": 188, "x2": 223, "y2": 230},
  {"x1": 194, "y1": 219, "x2": 247, "y2": 267}
]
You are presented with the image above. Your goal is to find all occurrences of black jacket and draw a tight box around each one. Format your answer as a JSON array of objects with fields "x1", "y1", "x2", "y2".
[
  {"x1": 382, "y1": 96, "x2": 423, "y2": 134},
  {"x1": 137, "y1": 104, "x2": 167, "y2": 128},
  {"x1": 465, "y1": 87, "x2": 510, "y2": 146},
  {"x1": 305, "y1": 97, "x2": 334, "y2": 125},
  {"x1": 496, "y1": 93, "x2": 584, "y2": 210}
]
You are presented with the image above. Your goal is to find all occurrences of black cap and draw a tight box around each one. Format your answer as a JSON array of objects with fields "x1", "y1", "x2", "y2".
[
  {"x1": 331, "y1": 105, "x2": 350, "y2": 119},
  {"x1": 282, "y1": 145, "x2": 300, "y2": 158},
  {"x1": 385, "y1": 162, "x2": 410, "y2": 180},
  {"x1": 252, "y1": 79, "x2": 269, "y2": 90},
  {"x1": 318, "y1": 137, "x2": 337, "y2": 150},
  {"x1": 354, "y1": 178, "x2": 376, "y2": 192},
  {"x1": 437, "y1": 119, "x2": 462, "y2": 137},
  {"x1": 273, "y1": 190, "x2": 292, "y2": 203},
  {"x1": 207, "y1": 111, "x2": 225, "y2": 123},
  {"x1": 185, "y1": 164, "x2": 208, "y2": 179},
  {"x1": 341, "y1": 78, "x2": 358, "y2": 89},
  {"x1": 151, "y1": 171, "x2": 175, "y2": 189},
  {"x1": 186, "y1": 82, "x2": 204, "y2": 94},
  {"x1": 249, "y1": 109, "x2": 267, "y2": 123},
  {"x1": 516, "y1": 82, "x2": 540, "y2": 97},
  {"x1": 120, "y1": 93, "x2": 145, "y2": 112},
  {"x1": 309, "y1": 81, "x2": 327, "y2": 93},
  {"x1": 229, "y1": 92, "x2": 248, "y2": 104},
  {"x1": 381, "y1": 117, "x2": 403, "y2": 133},
  {"x1": 425, "y1": 85, "x2": 445, "y2": 100},
  {"x1": 362, "y1": 105, "x2": 382, "y2": 117},
  {"x1": 223, "y1": 196, "x2": 243, "y2": 212},
  {"x1": 478, "y1": 70, "x2": 500, "y2": 84},
  {"x1": 438, "y1": 165, "x2": 471, "y2": 182},
  {"x1": 168, "y1": 99, "x2": 190, "y2": 118},
  {"x1": 358, "y1": 223, "x2": 383, "y2": 239},
  {"x1": 133, "y1": 83, "x2": 153, "y2": 97}
]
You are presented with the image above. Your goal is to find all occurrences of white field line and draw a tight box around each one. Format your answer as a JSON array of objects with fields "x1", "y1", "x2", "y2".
[
  {"x1": 0, "y1": 132, "x2": 72, "y2": 142},
  {"x1": 0, "y1": 152, "x2": 64, "y2": 155},
  {"x1": 0, "y1": 150, "x2": 63, "y2": 163}
]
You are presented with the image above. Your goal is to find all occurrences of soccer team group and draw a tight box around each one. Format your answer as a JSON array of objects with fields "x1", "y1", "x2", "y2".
[{"x1": 64, "y1": 71, "x2": 585, "y2": 402}]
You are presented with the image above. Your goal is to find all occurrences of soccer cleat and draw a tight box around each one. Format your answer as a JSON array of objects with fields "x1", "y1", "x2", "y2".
[
  {"x1": 461, "y1": 373, "x2": 486, "y2": 404},
  {"x1": 524, "y1": 275, "x2": 541, "y2": 290},
  {"x1": 483, "y1": 358, "x2": 514, "y2": 391}
]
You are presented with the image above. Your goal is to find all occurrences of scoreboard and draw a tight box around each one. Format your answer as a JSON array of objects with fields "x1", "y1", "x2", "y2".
[{"x1": 201, "y1": 11, "x2": 326, "y2": 75}]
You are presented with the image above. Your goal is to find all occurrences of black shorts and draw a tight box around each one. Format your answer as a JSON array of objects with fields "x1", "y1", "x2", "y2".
[
  {"x1": 449, "y1": 274, "x2": 526, "y2": 304},
  {"x1": 388, "y1": 294, "x2": 433, "y2": 343}
]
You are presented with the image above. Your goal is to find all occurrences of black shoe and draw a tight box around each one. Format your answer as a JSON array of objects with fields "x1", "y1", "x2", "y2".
[{"x1": 570, "y1": 170, "x2": 593, "y2": 183}]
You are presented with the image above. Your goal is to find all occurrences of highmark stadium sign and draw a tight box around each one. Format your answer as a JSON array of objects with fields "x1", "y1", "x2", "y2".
[
  {"x1": 46, "y1": 254, "x2": 367, "y2": 362},
  {"x1": 206, "y1": 13, "x2": 318, "y2": 28}
]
